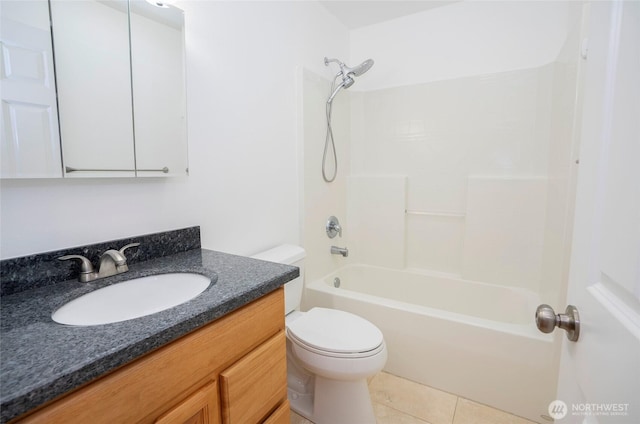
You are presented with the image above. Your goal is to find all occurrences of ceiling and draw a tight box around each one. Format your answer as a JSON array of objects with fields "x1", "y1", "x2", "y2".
[{"x1": 319, "y1": 1, "x2": 459, "y2": 30}]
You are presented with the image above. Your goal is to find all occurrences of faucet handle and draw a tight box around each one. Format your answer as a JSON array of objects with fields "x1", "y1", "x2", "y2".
[
  {"x1": 58, "y1": 255, "x2": 97, "y2": 282},
  {"x1": 326, "y1": 216, "x2": 342, "y2": 239},
  {"x1": 58, "y1": 255, "x2": 95, "y2": 272},
  {"x1": 118, "y1": 242, "x2": 140, "y2": 256}
]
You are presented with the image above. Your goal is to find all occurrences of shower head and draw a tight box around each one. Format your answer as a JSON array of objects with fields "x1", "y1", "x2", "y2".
[
  {"x1": 324, "y1": 57, "x2": 374, "y2": 104},
  {"x1": 344, "y1": 59, "x2": 374, "y2": 77},
  {"x1": 324, "y1": 57, "x2": 375, "y2": 78}
]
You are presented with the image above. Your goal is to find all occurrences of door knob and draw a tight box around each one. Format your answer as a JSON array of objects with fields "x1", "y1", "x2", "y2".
[{"x1": 535, "y1": 304, "x2": 580, "y2": 342}]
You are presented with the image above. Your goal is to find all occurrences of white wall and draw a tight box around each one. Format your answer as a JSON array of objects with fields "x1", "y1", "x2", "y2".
[
  {"x1": 350, "y1": 0, "x2": 577, "y2": 90},
  {"x1": 0, "y1": 0, "x2": 348, "y2": 259}
]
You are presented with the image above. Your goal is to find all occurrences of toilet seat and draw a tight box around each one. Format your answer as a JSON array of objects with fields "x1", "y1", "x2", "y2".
[{"x1": 286, "y1": 308, "x2": 384, "y2": 358}]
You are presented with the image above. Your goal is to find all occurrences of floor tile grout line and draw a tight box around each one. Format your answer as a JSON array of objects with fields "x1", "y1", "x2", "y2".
[
  {"x1": 371, "y1": 400, "x2": 441, "y2": 424},
  {"x1": 451, "y1": 396, "x2": 460, "y2": 424}
]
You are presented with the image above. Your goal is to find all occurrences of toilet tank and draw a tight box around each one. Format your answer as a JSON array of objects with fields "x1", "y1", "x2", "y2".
[{"x1": 251, "y1": 245, "x2": 306, "y2": 315}]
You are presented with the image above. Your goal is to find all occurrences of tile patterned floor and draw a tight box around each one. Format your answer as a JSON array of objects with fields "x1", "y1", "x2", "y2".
[{"x1": 290, "y1": 372, "x2": 537, "y2": 424}]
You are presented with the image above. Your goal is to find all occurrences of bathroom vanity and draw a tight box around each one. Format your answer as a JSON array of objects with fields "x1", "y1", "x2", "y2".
[
  {"x1": 17, "y1": 290, "x2": 288, "y2": 424},
  {"x1": 0, "y1": 227, "x2": 297, "y2": 423}
]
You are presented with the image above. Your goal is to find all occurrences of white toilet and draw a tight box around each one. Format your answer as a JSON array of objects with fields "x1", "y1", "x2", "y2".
[{"x1": 252, "y1": 245, "x2": 387, "y2": 424}]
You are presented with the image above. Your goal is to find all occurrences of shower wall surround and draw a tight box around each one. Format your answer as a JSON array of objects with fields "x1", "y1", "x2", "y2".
[
  {"x1": 344, "y1": 1, "x2": 582, "y2": 305},
  {"x1": 349, "y1": 62, "x2": 578, "y2": 297}
]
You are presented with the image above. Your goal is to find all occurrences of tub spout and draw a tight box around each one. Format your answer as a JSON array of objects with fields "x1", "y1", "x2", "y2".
[{"x1": 331, "y1": 246, "x2": 349, "y2": 257}]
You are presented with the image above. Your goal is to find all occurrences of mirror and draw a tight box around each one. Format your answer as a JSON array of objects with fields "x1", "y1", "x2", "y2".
[
  {"x1": 52, "y1": 0, "x2": 136, "y2": 177},
  {"x1": 129, "y1": 0, "x2": 187, "y2": 177},
  {"x1": 0, "y1": 0, "x2": 62, "y2": 178},
  {"x1": 0, "y1": 0, "x2": 187, "y2": 179}
]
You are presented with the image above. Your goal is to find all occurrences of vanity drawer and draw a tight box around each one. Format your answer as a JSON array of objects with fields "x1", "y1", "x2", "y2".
[
  {"x1": 154, "y1": 381, "x2": 220, "y2": 424},
  {"x1": 263, "y1": 400, "x2": 290, "y2": 424},
  {"x1": 219, "y1": 331, "x2": 287, "y2": 424}
]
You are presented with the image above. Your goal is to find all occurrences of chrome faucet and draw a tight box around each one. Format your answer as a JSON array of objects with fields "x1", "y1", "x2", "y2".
[
  {"x1": 330, "y1": 245, "x2": 349, "y2": 257},
  {"x1": 59, "y1": 243, "x2": 140, "y2": 282},
  {"x1": 326, "y1": 216, "x2": 342, "y2": 239}
]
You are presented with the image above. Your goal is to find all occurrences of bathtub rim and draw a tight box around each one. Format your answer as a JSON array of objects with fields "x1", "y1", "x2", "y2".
[{"x1": 307, "y1": 264, "x2": 554, "y2": 343}]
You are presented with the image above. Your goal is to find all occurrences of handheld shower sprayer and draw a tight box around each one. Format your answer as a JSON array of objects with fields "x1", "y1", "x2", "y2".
[
  {"x1": 327, "y1": 75, "x2": 354, "y2": 104},
  {"x1": 322, "y1": 56, "x2": 374, "y2": 182}
]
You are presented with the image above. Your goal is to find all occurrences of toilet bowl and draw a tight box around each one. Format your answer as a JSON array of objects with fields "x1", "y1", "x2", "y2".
[{"x1": 252, "y1": 245, "x2": 387, "y2": 424}]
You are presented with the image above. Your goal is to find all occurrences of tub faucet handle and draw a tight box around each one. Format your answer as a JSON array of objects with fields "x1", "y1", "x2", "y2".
[{"x1": 326, "y1": 216, "x2": 342, "y2": 238}]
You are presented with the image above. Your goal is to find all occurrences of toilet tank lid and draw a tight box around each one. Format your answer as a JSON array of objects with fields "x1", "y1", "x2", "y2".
[{"x1": 251, "y1": 244, "x2": 306, "y2": 265}]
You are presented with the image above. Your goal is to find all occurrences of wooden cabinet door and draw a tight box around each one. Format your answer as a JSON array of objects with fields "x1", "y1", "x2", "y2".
[
  {"x1": 155, "y1": 381, "x2": 220, "y2": 424},
  {"x1": 219, "y1": 332, "x2": 287, "y2": 424}
]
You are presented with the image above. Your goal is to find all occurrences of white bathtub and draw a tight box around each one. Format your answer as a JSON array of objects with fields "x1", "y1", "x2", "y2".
[{"x1": 303, "y1": 264, "x2": 559, "y2": 423}]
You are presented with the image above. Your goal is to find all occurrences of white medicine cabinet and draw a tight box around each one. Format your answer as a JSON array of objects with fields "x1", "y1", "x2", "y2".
[{"x1": 0, "y1": 0, "x2": 188, "y2": 179}]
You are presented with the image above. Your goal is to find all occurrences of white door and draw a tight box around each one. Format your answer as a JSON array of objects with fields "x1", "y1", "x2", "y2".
[
  {"x1": 553, "y1": 1, "x2": 640, "y2": 423},
  {"x1": 0, "y1": 0, "x2": 62, "y2": 178}
]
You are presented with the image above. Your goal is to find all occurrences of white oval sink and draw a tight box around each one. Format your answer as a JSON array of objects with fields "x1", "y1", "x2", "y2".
[{"x1": 52, "y1": 273, "x2": 211, "y2": 326}]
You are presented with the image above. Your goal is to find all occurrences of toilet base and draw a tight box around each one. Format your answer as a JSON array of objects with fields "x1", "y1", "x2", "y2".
[
  {"x1": 289, "y1": 375, "x2": 375, "y2": 424},
  {"x1": 313, "y1": 376, "x2": 375, "y2": 424},
  {"x1": 287, "y1": 343, "x2": 315, "y2": 420}
]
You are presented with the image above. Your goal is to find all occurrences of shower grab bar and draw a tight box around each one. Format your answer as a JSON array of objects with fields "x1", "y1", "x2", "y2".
[
  {"x1": 405, "y1": 209, "x2": 466, "y2": 218},
  {"x1": 65, "y1": 166, "x2": 169, "y2": 174}
]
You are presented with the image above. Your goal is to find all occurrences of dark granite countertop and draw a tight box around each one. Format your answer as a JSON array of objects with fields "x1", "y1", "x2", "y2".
[{"x1": 0, "y1": 248, "x2": 298, "y2": 423}]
